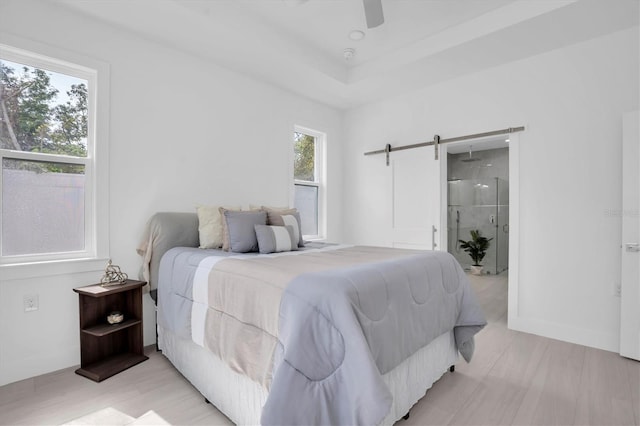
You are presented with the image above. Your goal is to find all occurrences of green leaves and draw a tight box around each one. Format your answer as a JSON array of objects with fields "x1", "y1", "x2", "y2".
[
  {"x1": 0, "y1": 60, "x2": 88, "y2": 164},
  {"x1": 459, "y1": 229, "x2": 493, "y2": 266},
  {"x1": 52, "y1": 83, "x2": 87, "y2": 146},
  {"x1": 294, "y1": 132, "x2": 315, "y2": 182}
]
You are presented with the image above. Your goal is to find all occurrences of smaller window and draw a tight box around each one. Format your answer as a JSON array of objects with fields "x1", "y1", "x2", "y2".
[
  {"x1": 293, "y1": 128, "x2": 325, "y2": 239},
  {"x1": 0, "y1": 45, "x2": 98, "y2": 264}
]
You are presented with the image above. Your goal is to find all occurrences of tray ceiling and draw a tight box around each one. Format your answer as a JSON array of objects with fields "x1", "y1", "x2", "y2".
[{"x1": 58, "y1": 0, "x2": 639, "y2": 109}]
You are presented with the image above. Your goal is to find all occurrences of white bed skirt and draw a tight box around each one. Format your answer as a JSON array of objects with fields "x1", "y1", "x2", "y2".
[{"x1": 158, "y1": 326, "x2": 458, "y2": 425}]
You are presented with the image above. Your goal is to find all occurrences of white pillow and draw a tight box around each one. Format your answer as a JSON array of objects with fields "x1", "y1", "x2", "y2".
[{"x1": 196, "y1": 205, "x2": 241, "y2": 249}]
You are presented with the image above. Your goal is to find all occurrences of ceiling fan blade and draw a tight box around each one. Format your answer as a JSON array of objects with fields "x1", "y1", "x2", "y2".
[{"x1": 363, "y1": 0, "x2": 384, "y2": 29}]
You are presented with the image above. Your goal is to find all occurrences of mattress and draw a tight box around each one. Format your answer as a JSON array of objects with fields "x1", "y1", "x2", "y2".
[{"x1": 158, "y1": 325, "x2": 458, "y2": 425}]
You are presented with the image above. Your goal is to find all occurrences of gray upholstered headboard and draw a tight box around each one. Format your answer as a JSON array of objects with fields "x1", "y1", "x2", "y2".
[{"x1": 138, "y1": 212, "x2": 199, "y2": 301}]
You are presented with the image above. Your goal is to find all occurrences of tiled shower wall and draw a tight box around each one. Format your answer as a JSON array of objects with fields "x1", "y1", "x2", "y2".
[{"x1": 448, "y1": 147, "x2": 509, "y2": 274}]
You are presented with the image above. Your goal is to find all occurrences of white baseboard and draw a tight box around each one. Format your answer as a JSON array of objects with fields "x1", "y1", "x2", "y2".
[{"x1": 508, "y1": 315, "x2": 619, "y2": 353}]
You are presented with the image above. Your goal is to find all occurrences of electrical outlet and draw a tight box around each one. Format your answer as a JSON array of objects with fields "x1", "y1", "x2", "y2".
[
  {"x1": 23, "y1": 294, "x2": 39, "y2": 312},
  {"x1": 614, "y1": 282, "x2": 622, "y2": 297}
]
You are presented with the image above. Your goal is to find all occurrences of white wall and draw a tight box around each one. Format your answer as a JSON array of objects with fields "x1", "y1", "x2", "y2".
[
  {"x1": 0, "y1": 0, "x2": 342, "y2": 386},
  {"x1": 343, "y1": 27, "x2": 639, "y2": 353}
]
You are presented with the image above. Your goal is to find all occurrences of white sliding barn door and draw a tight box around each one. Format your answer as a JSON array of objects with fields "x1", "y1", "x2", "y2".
[
  {"x1": 390, "y1": 147, "x2": 441, "y2": 250},
  {"x1": 621, "y1": 110, "x2": 640, "y2": 361}
]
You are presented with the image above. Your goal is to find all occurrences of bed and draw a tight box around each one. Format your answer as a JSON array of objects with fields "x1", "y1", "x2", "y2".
[{"x1": 138, "y1": 211, "x2": 486, "y2": 425}]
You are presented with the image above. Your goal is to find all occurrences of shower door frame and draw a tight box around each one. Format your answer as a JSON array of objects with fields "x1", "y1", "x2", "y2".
[{"x1": 446, "y1": 177, "x2": 506, "y2": 275}]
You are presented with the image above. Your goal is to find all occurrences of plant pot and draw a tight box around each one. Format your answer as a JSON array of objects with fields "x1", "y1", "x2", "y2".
[{"x1": 469, "y1": 265, "x2": 484, "y2": 275}]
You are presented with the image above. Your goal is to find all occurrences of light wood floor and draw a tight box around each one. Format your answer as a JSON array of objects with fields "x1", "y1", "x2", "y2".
[{"x1": 1, "y1": 273, "x2": 638, "y2": 425}]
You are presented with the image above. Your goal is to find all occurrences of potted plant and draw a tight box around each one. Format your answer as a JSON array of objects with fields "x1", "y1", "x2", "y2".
[{"x1": 459, "y1": 229, "x2": 492, "y2": 275}]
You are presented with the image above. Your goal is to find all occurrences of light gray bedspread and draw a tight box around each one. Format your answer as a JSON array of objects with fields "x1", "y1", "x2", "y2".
[
  {"x1": 261, "y1": 250, "x2": 486, "y2": 426},
  {"x1": 156, "y1": 245, "x2": 485, "y2": 426}
]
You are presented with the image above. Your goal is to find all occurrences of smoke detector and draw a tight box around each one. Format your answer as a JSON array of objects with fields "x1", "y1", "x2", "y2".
[{"x1": 343, "y1": 48, "x2": 356, "y2": 61}]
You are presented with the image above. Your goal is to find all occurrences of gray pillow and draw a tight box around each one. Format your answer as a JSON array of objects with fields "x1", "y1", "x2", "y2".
[
  {"x1": 255, "y1": 224, "x2": 298, "y2": 254},
  {"x1": 266, "y1": 210, "x2": 304, "y2": 247},
  {"x1": 223, "y1": 210, "x2": 267, "y2": 253}
]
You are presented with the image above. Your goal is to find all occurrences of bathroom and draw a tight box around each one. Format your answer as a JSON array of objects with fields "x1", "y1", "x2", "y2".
[{"x1": 448, "y1": 145, "x2": 509, "y2": 274}]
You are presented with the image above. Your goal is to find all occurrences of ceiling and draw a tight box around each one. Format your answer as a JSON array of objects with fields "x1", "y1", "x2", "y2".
[
  {"x1": 446, "y1": 136, "x2": 511, "y2": 154},
  {"x1": 57, "y1": 0, "x2": 639, "y2": 109}
]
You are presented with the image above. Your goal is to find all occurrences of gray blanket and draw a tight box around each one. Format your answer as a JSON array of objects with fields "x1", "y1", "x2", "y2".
[{"x1": 261, "y1": 250, "x2": 486, "y2": 426}]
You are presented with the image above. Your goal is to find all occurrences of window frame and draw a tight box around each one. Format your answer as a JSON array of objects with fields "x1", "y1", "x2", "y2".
[
  {"x1": 0, "y1": 39, "x2": 109, "y2": 273},
  {"x1": 292, "y1": 125, "x2": 326, "y2": 240}
]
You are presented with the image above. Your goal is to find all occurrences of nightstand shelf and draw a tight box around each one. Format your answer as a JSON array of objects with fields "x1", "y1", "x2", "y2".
[
  {"x1": 74, "y1": 279, "x2": 148, "y2": 382},
  {"x1": 82, "y1": 318, "x2": 142, "y2": 337}
]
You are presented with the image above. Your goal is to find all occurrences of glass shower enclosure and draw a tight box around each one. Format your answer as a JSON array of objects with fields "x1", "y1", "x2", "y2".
[{"x1": 448, "y1": 177, "x2": 509, "y2": 274}]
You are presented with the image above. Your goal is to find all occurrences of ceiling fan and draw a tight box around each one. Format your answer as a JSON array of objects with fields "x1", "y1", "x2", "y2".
[{"x1": 363, "y1": 0, "x2": 384, "y2": 28}]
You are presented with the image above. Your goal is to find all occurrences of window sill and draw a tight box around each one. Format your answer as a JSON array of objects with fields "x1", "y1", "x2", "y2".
[
  {"x1": 0, "y1": 257, "x2": 110, "y2": 281},
  {"x1": 304, "y1": 237, "x2": 326, "y2": 243}
]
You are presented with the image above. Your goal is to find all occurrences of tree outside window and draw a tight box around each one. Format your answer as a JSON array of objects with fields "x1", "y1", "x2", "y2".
[
  {"x1": 1, "y1": 59, "x2": 87, "y2": 163},
  {"x1": 294, "y1": 131, "x2": 315, "y2": 182},
  {"x1": 1, "y1": 55, "x2": 91, "y2": 258}
]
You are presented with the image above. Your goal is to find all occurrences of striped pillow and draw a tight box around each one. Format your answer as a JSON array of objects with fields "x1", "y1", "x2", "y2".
[
  {"x1": 254, "y1": 224, "x2": 298, "y2": 254},
  {"x1": 265, "y1": 210, "x2": 304, "y2": 248}
]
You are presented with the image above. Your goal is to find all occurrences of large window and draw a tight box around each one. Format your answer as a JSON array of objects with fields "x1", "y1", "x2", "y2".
[
  {"x1": 293, "y1": 127, "x2": 325, "y2": 239},
  {"x1": 0, "y1": 45, "x2": 99, "y2": 264}
]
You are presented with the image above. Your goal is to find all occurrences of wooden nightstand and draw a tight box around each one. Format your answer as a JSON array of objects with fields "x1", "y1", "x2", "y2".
[{"x1": 73, "y1": 279, "x2": 148, "y2": 382}]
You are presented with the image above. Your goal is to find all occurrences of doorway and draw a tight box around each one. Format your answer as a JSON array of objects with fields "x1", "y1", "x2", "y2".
[
  {"x1": 441, "y1": 135, "x2": 513, "y2": 327},
  {"x1": 446, "y1": 145, "x2": 509, "y2": 274}
]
